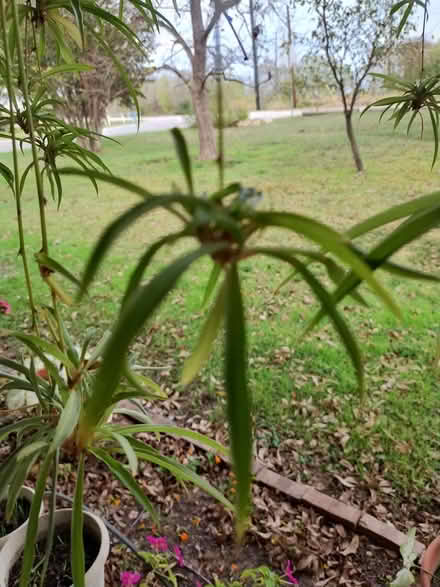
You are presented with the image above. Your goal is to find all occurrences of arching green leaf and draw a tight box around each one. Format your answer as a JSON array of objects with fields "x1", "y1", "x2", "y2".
[
  {"x1": 81, "y1": 244, "x2": 227, "y2": 433},
  {"x1": 171, "y1": 128, "x2": 193, "y2": 194},
  {"x1": 181, "y1": 279, "x2": 226, "y2": 385},
  {"x1": 72, "y1": 454, "x2": 85, "y2": 587},
  {"x1": 224, "y1": 263, "x2": 252, "y2": 540}
]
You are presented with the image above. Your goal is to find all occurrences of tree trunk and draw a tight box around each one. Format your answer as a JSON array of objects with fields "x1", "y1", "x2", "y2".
[
  {"x1": 191, "y1": 81, "x2": 217, "y2": 161},
  {"x1": 190, "y1": 0, "x2": 217, "y2": 161},
  {"x1": 344, "y1": 110, "x2": 363, "y2": 172}
]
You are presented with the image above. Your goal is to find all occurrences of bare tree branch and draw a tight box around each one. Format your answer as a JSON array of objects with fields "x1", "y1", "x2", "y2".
[
  {"x1": 157, "y1": 18, "x2": 194, "y2": 63},
  {"x1": 156, "y1": 64, "x2": 192, "y2": 86}
]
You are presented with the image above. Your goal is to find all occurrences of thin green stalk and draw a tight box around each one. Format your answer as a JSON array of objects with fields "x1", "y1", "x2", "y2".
[
  {"x1": 38, "y1": 450, "x2": 59, "y2": 587},
  {"x1": 11, "y1": 0, "x2": 48, "y2": 254},
  {"x1": 421, "y1": 0, "x2": 428, "y2": 75},
  {"x1": 216, "y1": 75, "x2": 224, "y2": 191},
  {"x1": 0, "y1": 0, "x2": 38, "y2": 329},
  {"x1": 51, "y1": 291, "x2": 65, "y2": 353}
]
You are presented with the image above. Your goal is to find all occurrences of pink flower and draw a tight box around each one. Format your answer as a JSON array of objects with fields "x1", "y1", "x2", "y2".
[
  {"x1": 285, "y1": 561, "x2": 299, "y2": 585},
  {"x1": 174, "y1": 545, "x2": 184, "y2": 567},
  {"x1": 120, "y1": 571, "x2": 141, "y2": 586},
  {"x1": 0, "y1": 300, "x2": 11, "y2": 315},
  {"x1": 195, "y1": 582, "x2": 203, "y2": 587},
  {"x1": 146, "y1": 535, "x2": 168, "y2": 552}
]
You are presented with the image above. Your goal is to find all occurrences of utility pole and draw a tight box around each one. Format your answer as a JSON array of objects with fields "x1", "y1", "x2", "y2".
[
  {"x1": 249, "y1": 0, "x2": 261, "y2": 110},
  {"x1": 286, "y1": 4, "x2": 297, "y2": 109}
]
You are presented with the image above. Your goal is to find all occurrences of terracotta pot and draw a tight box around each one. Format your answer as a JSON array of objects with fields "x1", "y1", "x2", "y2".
[
  {"x1": 420, "y1": 536, "x2": 440, "y2": 587},
  {"x1": 0, "y1": 486, "x2": 42, "y2": 551},
  {"x1": 0, "y1": 508, "x2": 110, "y2": 587}
]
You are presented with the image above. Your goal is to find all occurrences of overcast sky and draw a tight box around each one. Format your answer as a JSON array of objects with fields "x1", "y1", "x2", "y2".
[{"x1": 153, "y1": 1, "x2": 440, "y2": 79}]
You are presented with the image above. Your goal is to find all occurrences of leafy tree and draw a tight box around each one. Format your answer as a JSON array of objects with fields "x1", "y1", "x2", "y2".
[
  {"x1": 45, "y1": 0, "x2": 153, "y2": 152},
  {"x1": 306, "y1": 0, "x2": 401, "y2": 172}
]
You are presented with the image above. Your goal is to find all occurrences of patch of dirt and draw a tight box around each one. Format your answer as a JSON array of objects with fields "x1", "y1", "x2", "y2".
[
  {"x1": 1, "y1": 335, "x2": 434, "y2": 586},
  {"x1": 8, "y1": 524, "x2": 100, "y2": 587},
  {"x1": 78, "y1": 423, "x2": 404, "y2": 586}
]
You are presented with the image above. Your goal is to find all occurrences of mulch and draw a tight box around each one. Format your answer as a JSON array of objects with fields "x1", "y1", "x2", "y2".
[{"x1": 1, "y1": 335, "x2": 439, "y2": 586}]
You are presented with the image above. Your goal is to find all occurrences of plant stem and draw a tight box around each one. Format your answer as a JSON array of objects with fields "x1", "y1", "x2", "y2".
[
  {"x1": 216, "y1": 74, "x2": 225, "y2": 191},
  {"x1": 51, "y1": 292, "x2": 65, "y2": 353},
  {"x1": 421, "y1": 0, "x2": 428, "y2": 75},
  {"x1": 38, "y1": 450, "x2": 59, "y2": 587},
  {"x1": 0, "y1": 0, "x2": 38, "y2": 330},
  {"x1": 11, "y1": 0, "x2": 49, "y2": 254}
]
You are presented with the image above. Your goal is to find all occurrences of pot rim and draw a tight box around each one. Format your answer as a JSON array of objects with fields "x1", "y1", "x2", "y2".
[
  {"x1": 0, "y1": 486, "x2": 41, "y2": 550},
  {"x1": 0, "y1": 508, "x2": 110, "y2": 587}
]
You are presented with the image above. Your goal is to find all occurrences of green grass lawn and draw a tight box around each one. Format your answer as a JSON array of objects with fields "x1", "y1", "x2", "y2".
[{"x1": 1, "y1": 112, "x2": 440, "y2": 498}]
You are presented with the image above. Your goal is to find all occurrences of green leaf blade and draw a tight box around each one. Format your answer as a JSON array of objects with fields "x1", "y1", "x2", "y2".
[
  {"x1": 224, "y1": 264, "x2": 252, "y2": 540},
  {"x1": 71, "y1": 454, "x2": 85, "y2": 587},
  {"x1": 171, "y1": 128, "x2": 193, "y2": 194},
  {"x1": 181, "y1": 279, "x2": 226, "y2": 385}
]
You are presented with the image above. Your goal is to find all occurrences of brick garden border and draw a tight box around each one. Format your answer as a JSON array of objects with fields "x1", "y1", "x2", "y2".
[{"x1": 118, "y1": 402, "x2": 425, "y2": 557}]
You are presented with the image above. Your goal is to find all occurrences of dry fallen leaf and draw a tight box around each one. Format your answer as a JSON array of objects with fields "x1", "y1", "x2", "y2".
[
  {"x1": 334, "y1": 475, "x2": 357, "y2": 488},
  {"x1": 340, "y1": 535, "x2": 359, "y2": 557}
]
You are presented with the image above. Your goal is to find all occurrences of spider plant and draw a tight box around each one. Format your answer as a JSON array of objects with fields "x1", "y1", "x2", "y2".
[{"x1": 362, "y1": 72, "x2": 440, "y2": 167}]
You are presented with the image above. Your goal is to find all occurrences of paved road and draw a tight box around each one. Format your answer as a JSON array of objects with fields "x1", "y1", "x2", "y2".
[
  {"x1": 0, "y1": 114, "x2": 191, "y2": 153},
  {"x1": 0, "y1": 108, "x2": 381, "y2": 153},
  {"x1": 103, "y1": 114, "x2": 190, "y2": 137}
]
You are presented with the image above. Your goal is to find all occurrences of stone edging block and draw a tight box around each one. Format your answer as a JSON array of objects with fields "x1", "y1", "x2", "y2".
[{"x1": 118, "y1": 402, "x2": 426, "y2": 556}]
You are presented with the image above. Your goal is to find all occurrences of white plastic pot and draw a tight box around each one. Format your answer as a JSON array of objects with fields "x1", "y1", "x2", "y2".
[
  {"x1": 0, "y1": 508, "x2": 110, "y2": 587},
  {"x1": 0, "y1": 486, "x2": 42, "y2": 551}
]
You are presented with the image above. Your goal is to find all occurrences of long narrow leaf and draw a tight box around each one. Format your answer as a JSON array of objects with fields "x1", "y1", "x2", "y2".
[
  {"x1": 35, "y1": 252, "x2": 81, "y2": 288},
  {"x1": 91, "y1": 447, "x2": 157, "y2": 522},
  {"x1": 224, "y1": 263, "x2": 252, "y2": 540},
  {"x1": 128, "y1": 438, "x2": 233, "y2": 510},
  {"x1": 81, "y1": 245, "x2": 226, "y2": 435},
  {"x1": 0, "y1": 357, "x2": 30, "y2": 378},
  {"x1": 72, "y1": 454, "x2": 85, "y2": 587},
  {"x1": 254, "y1": 211, "x2": 400, "y2": 318},
  {"x1": 77, "y1": 197, "x2": 196, "y2": 298},
  {"x1": 346, "y1": 192, "x2": 440, "y2": 239},
  {"x1": 202, "y1": 262, "x2": 221, "y2": 307},
  {"x1": 427, "y1": 106, "x2": 439, "y2": 168},
  {"x1": 123, "y1": 365, "x2": 167, "y2": 400},
  {"x1": 309, "y1": 205, "x2": 440, "y2": 332},
  {"x1": 49, "y1": 390, "x2": 81, "y2": 453},
  {"x1": 40, "y1": 63, "x2": 92, "y2": 80},
  {"x1": 0, "y1": 331, "x2": 75, "y2": 371},
  {"x1": 397, "y1": 1, "x2": 413, "y2": 36},
  {"x1": 112, "y1": 423, "x2": 229, "y2": 457},
  {"x1": 69, "y1": 0, "x2": 84, "y2": 47},
  {"x1": 171, "y1": 128, "x2": 193, "y2": 194},
  {"x1": 181, "y1": 279, "x2": 226, "y2": 385},
  {"x1": 111, "y1": 432, "x2": 138, "y2": 475},
  {"x1": 122, "y1": 230, "x2": 188, "y2": 307},
  {"x1": 18, "y1": 453, "x2": 52, "y2": 587},
  {"x1": 0, "y1": 417, "x2": 44, "y2": 443},
  {"x1": 6, "y1": 449, "x2": 42, "y2": 520}
]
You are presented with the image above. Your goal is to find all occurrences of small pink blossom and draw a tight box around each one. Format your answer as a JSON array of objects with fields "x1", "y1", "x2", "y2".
[
  {"x1": 285, "y1": 561, "x2": 299, "y2": 585},
  {"x1": 146, "y1": 535, "x2": 168, "y2": 552},
  {"x1": 195, "y1": 582, "x2": 203, "y2": 587},
  {"x1": 174, "y1": 545, "x2": 184, "y2": 567},
  {"x1": 120, "y1": 571, "x2": 141, "y2": 586},
  {"x1": 0, "y1": 300, "x2": 11, "y2": 315}
]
